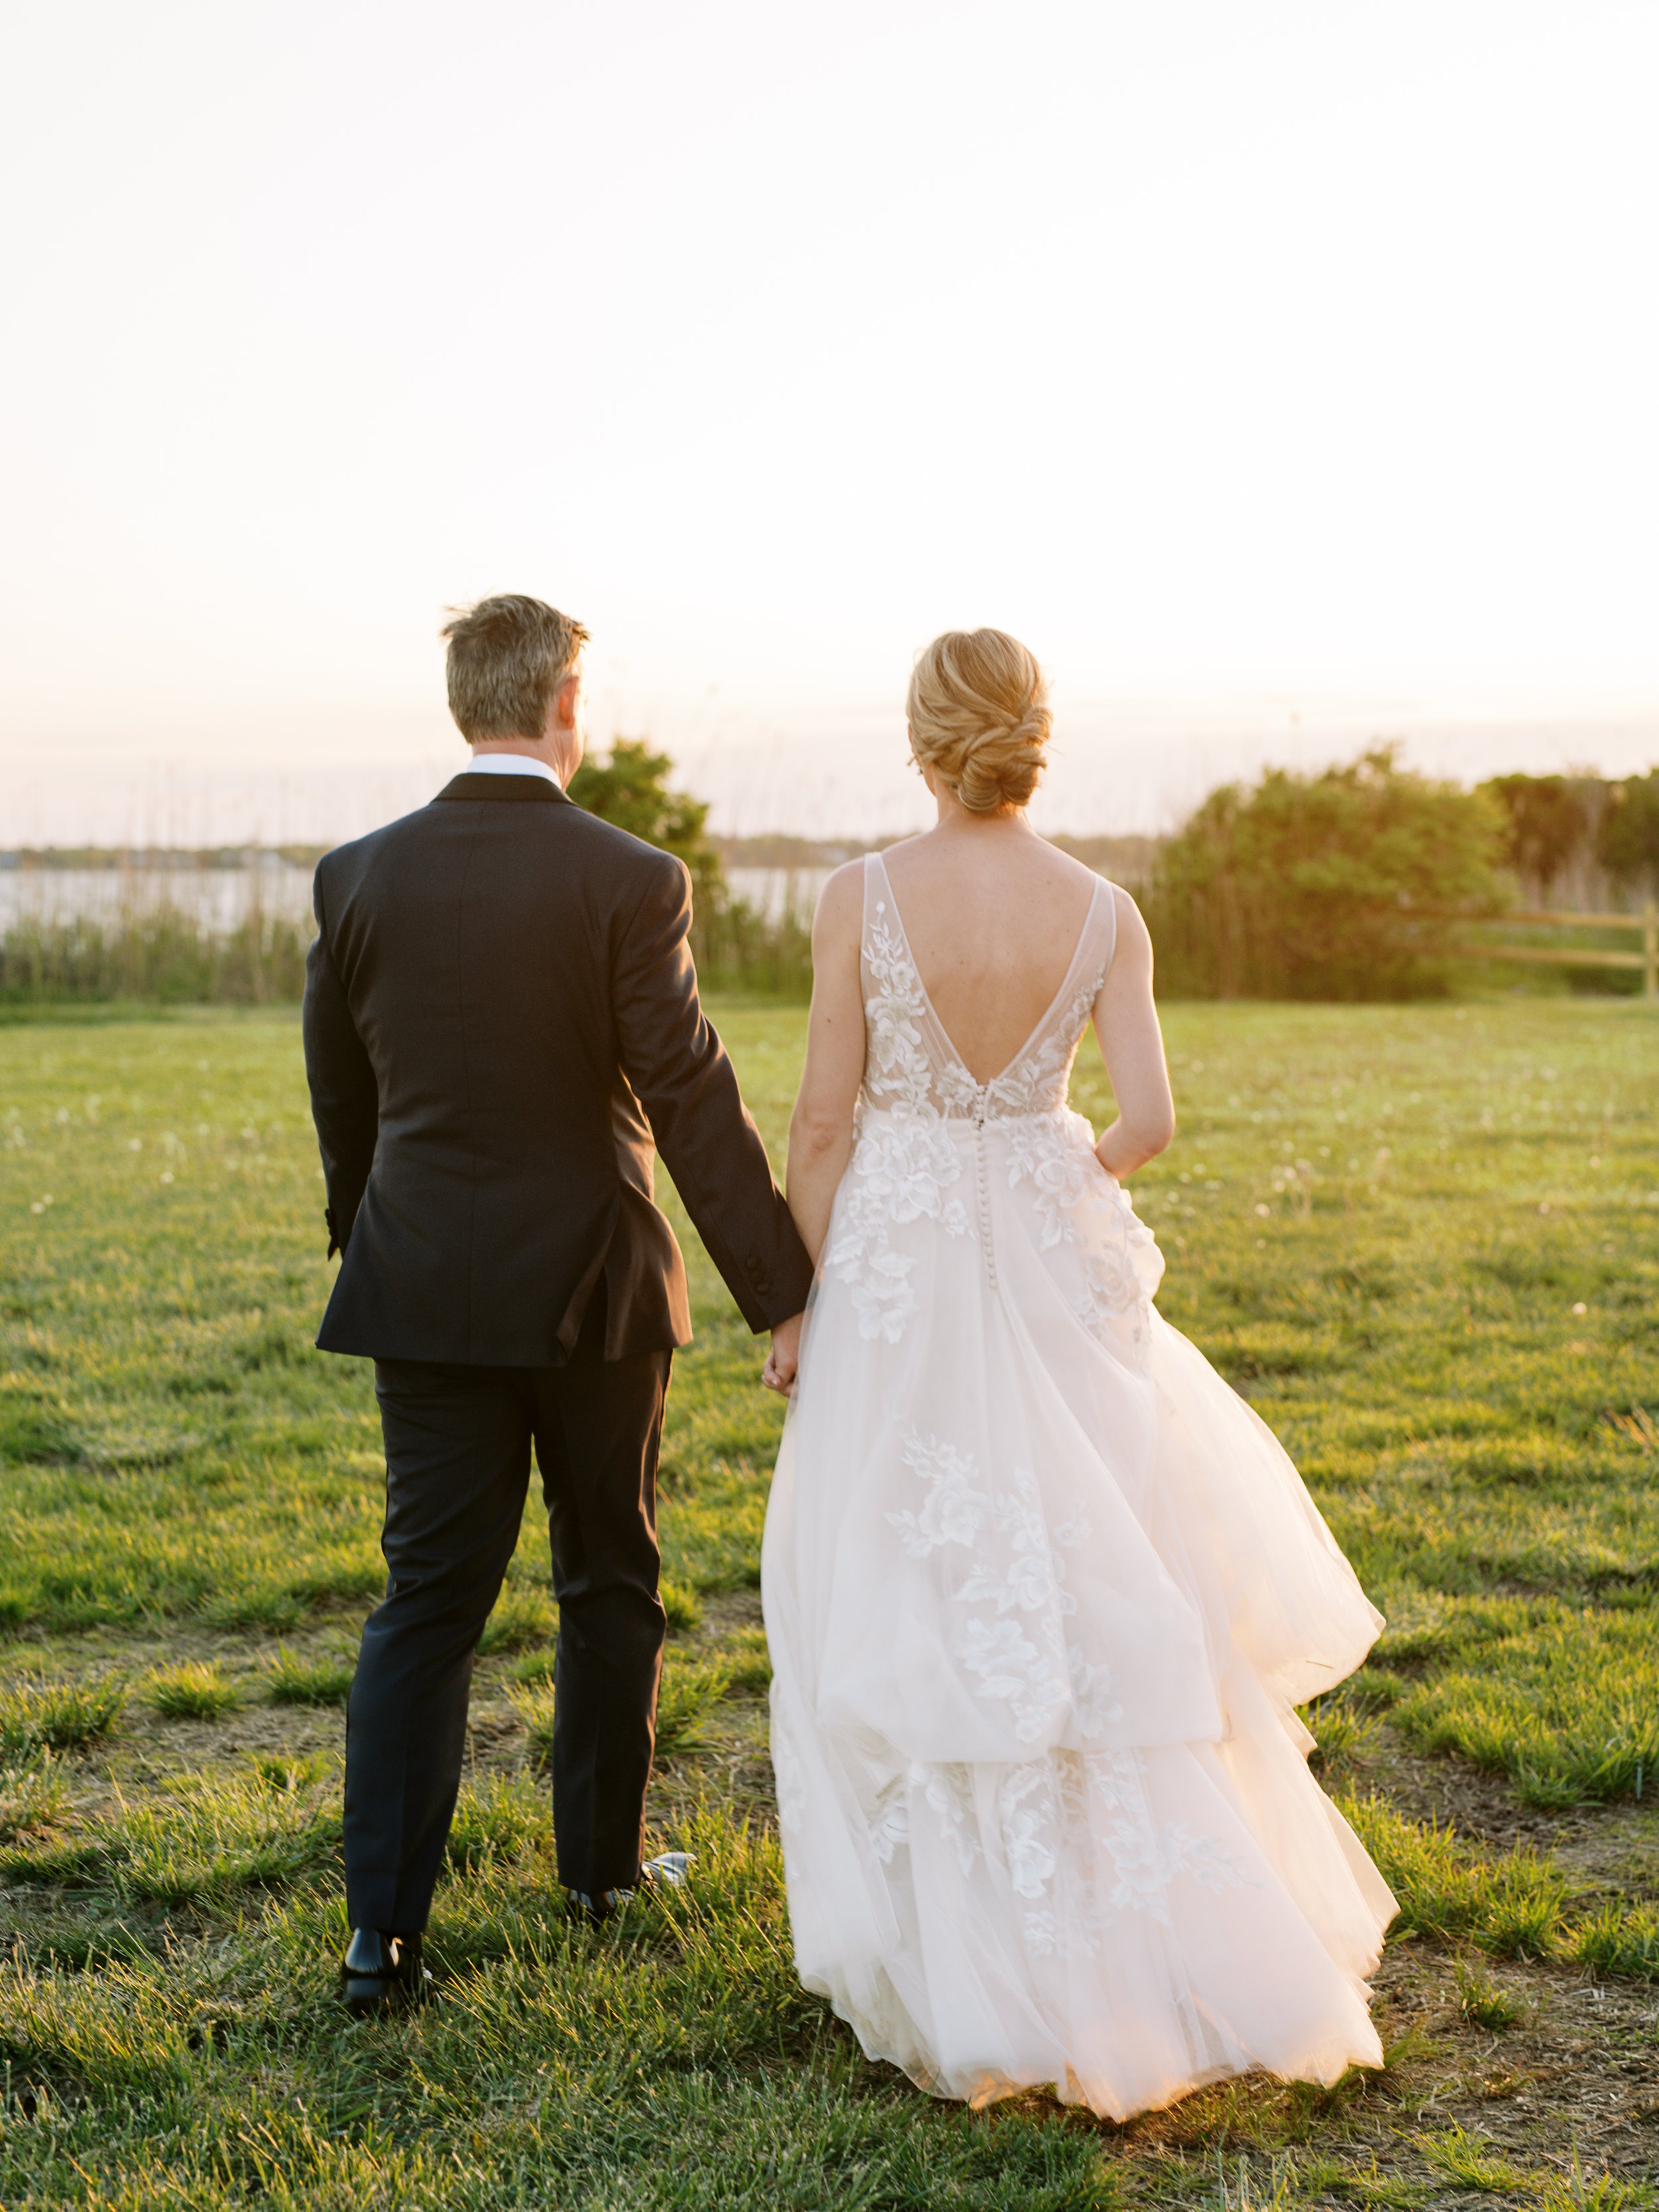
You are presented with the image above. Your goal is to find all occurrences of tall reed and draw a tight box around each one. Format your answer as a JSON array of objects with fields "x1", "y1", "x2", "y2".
[
  {"x1": 0, "y1": 910, "x2": 311, "y2": 1006},
  {"x1": 0, "y1": 899, "x2": 810, "y2": 1005},
  {"x1": 694, "y1": 893, "x2": 814, "y2": 999}
]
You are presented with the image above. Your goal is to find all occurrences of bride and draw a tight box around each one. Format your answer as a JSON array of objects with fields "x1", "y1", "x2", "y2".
[{"x1": 758, "y1": 629, "x2": 1396, "y2": 2120}]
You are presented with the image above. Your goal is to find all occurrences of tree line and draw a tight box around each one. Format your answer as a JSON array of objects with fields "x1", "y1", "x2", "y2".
[
  {"x1": 3, "y1": 745, "x2": 1655, "y2": 1004},
  {"x1": 1141, "y1": 754, "x2": 1659, "y2": 1000}
]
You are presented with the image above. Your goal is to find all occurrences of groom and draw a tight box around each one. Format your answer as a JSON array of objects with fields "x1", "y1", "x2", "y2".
[{"x1": 303, "y1": 594, "x2": 812, "y2": 2012}]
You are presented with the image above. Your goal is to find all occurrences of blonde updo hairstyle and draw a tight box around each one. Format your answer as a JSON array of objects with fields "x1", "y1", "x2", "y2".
[{"x1": 906, "y1": 628, "x2": 1051, "y2": 815}]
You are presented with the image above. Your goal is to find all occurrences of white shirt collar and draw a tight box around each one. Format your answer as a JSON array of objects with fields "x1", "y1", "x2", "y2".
[{"x1": 465, "y1": 752, "x2": 563, "y2": 786}]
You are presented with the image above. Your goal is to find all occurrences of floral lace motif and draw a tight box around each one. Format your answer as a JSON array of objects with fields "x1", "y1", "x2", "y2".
[
  {"x1": 1088, "y1": 1751, "x2": 1252, "y2": 1920},
  {"x1": 1009, "y1": 1749, "x2": 1253, "y2": 1956},
  {"x1": 887, "y1": 1431, "x2": 987, "y2": 1556},
  {"x1": 917, "y1": 1760, "x2": 979, "y2": 1875},
  {"x1": 824, "y1": 1114, "x2": 968, "y2": 1344},
  {"x1": 981, "y1": 972, "x2": 1106, "y2": 1121},
  {"x1": 1005, "y1": 1114, "x2": 1098, "y2": 1249},
  {"x1": 887, "y1": 1430, "x2": 1123, "y2": 1746},
  {"x1": 1000, "y1": 1109, "x2": 1164, "y2": 1354},
  {"x1": 824, "y1": 895, "x2": 977, "y2": 1342},
  {"x1": 823, "y1": 1746, "x2": 1255, "y2": 1956},
  {"x1": 861, "y1": 900, "x2": 935, "y2": 1115}
]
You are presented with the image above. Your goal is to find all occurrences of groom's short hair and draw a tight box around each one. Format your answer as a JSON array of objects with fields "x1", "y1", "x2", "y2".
[{"x1": 441, "y1": 595, "x2": 591, "y2": 743}]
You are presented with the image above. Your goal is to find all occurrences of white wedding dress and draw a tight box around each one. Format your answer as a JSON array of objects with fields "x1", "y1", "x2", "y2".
[{"x1": 761, "y1": 854, "x2": 1396, "y2": 2120}]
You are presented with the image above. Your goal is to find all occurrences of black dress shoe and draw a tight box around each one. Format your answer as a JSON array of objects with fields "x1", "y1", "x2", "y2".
[
  {"x1": 565, "y1": 1851, "x2": 694, "y2": 1926},
  {"x1": 340, "y1": 1928, "x2": 433, "y2": 2015}
]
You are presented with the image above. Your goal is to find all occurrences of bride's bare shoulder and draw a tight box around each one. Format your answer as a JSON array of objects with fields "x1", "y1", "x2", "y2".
[
  {"x1": 1100, "y1": 881, "x2": 1154, "y2": 983},
  {"x1": 812, "y1": 859, "x2": 866, "y2": 946},
  {"x1": 1046, "y1": 843, "x2": 1108, "y2": 896}
]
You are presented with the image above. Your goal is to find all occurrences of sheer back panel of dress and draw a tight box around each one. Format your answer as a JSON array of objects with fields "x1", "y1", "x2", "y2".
[{"x1": 860, "y1": 853, "x2": 1118, "y2": 1123}]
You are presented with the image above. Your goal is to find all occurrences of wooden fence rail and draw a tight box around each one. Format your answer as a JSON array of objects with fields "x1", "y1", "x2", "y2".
[{"x1": 1445, "y1": 901, "x2": 1658, "y2": 999}]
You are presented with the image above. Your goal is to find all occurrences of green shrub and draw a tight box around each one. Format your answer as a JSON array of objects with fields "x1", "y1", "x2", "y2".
[
  {"x1": 570, "y1": 740, "x2": 813, "y2": 996},
  {"x1": 1144, "y1": 746, "x2": 1508, "y2": 999},
  {"x1": 1479, "y1": 773, "x2": 1593, "y2": 893},
  {"x1": 1595, "y1": 767, "x2": 1659, "y2": 884},
  {"x1": 696, "y1": 894, "x2": 814, "y2": 997}
]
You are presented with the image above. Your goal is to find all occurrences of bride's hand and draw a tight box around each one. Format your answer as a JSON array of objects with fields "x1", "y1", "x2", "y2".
[{"x1": 762, "y1": 1312, "x2": 804, "y2": 1395}]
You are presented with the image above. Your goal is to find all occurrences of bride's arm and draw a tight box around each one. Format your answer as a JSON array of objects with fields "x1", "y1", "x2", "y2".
[
  {"x1": 785, "y1": 863, "x2": 867, "y2": 1265},
  {"x1": 1090, "y1": 888, "x2": 1177, "y2": 1179}
]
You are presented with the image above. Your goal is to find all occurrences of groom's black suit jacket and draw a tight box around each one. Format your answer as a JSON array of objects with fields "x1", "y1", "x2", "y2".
[{"x1": 302, "y1": 771, "x2": 814, "y2": 1365}]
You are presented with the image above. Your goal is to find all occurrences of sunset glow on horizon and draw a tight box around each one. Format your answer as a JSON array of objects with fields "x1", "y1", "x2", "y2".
[{"x1": 3, "y1": 1, "x2": 1656, "y2": 843}]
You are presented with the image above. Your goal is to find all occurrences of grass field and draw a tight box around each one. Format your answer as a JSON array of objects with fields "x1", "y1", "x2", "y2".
[{"x1": 1, "y1": 995, "x2": 1657, "y2": 2209}]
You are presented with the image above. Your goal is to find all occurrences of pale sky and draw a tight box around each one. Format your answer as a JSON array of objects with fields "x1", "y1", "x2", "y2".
[{"x1": 3, "y1": 1, "x2": 1656, "y2": 843}]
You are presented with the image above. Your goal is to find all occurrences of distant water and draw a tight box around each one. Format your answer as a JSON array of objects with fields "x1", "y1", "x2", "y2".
[
  {"x1": 0, "y1": 860, "x2": 824, "y2": 935},
  {"x1": 0, "y1": 860, "x2": 315, "y2": 933},
  {"x1": 725, "y1": 867, "x2": 828, "y2": 924}
]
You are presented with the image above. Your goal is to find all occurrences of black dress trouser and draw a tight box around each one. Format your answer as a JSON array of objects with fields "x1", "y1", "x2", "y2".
[{"x1": 344, "y1": 1298, "x2": 672, "y2": 1932}]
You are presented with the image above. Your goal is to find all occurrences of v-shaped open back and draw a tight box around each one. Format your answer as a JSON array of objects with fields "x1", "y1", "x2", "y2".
[{"x1": 860, "y1": 851, "x2": 1118, "y2": 1121}]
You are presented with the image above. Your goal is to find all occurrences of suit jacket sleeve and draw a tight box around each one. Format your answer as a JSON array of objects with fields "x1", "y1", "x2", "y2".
[
  {"x1": 302, "y1": 868, "x2": 379, "y2": 1258},
  {"x1": 613, "y1": 856, "x2": 815, "y2": 1332}
]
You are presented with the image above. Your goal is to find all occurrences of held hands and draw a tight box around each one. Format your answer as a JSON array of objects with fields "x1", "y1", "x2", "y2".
[{"x1": 762, "y1": 1312, "x2": 804, "y2": 1396}]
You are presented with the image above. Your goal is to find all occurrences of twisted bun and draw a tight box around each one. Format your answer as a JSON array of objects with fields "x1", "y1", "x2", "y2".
[{"x1": 906, "y1": 629, "x2": 1050, "y2": 813}]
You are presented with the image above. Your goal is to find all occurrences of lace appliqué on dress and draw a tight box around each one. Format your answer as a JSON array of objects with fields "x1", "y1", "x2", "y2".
[
  {"x1": 1009, "y1": 1749, "x2": 1254, "y2": 1957},
  {"x1": 886, "y1": 1431, "x2": 988, "y2": 1556},
  {"x1": 1075, "y1": 1182, "x2": 1165, "y2": 1359},
  {"x1": 1005, "y1": 1114, "x2": 1099, "y2": 1248},
  {"x1": 983, "y1": 970, "x2": 1105, "y2": 1120},
  {"x1": 1001, "y1": 1109, "x2": 1164, "y2": 1359},
  {"x1": 888, "y1": 1432, "x2": 1123, "y2": 1747},
  {"x1": 826, "y1": 898, "x2": 970, "y2": 1343},
  {"x1": 861, "y1": 900, "x2": 933, "y2": 1115}
]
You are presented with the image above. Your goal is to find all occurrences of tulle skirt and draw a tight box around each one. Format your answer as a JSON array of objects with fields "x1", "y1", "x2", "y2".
[{"x1": 761, "y1": 1105, "x2": 1396, "y2": 2120}]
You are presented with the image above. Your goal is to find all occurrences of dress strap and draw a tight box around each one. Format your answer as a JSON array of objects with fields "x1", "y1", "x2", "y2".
[{"x1": 861, "y1": 850, "x2": 883, "y2": 938}]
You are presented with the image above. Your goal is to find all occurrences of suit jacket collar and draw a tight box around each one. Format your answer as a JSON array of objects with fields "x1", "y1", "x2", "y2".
[{"x1": 435, "y1": 772, "x2": 571, "y2": 805}]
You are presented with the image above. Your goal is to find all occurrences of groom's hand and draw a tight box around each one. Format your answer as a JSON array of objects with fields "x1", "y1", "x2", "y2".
[{"x1": 762, "y1": 1312, "x2": 804, "y2": 1396}]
